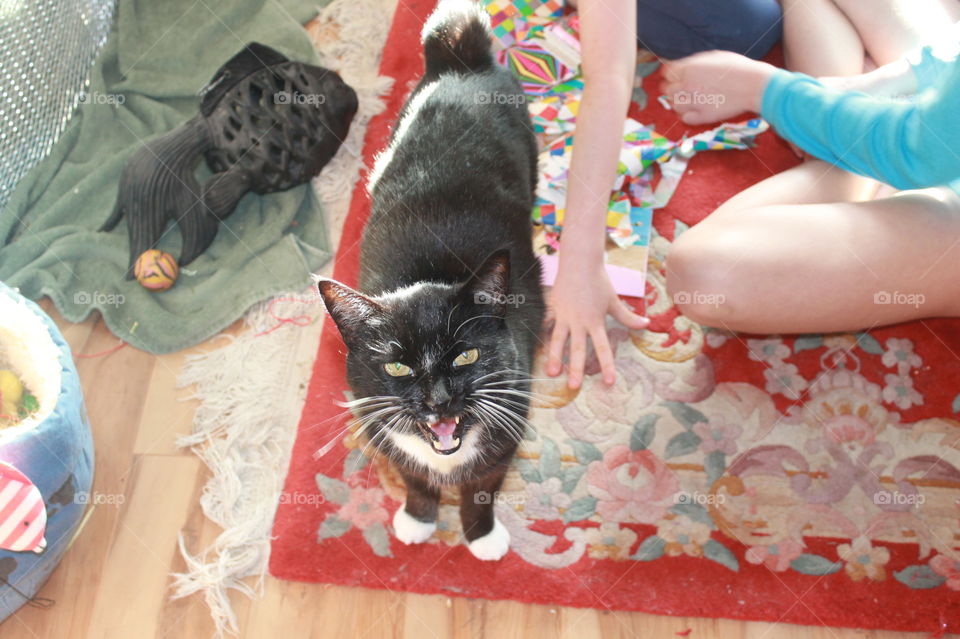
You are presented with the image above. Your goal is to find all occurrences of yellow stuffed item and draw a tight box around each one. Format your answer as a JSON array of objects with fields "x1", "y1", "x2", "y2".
[
  {"x1": 0, "y1": 370, "x2": 24, "y2": 418},
  {"x1": 134, "y1": 249, "x2": 179, "y2": 291}
]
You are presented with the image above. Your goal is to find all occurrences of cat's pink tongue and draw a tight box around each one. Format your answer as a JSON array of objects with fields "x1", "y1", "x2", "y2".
[{"x1": 430, "y1": 419, "x2": 458, "y2": 449}]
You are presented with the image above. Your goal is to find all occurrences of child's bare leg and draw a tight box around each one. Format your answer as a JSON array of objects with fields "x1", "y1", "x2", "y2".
[
  {"x1": 781, "y1": 0, "x2": 863, "y2": 75},
  {"x1": 833, "y1": 0, "x2": 960, "y2": 65},
  {"x1": 667, "y1": 162, "x2": 960, "y2": 333},
  {"x1": 715, "y1": 160, "x2": 880, "y2": 211},
  {"x1": 669, "y1": 2, "x2": 960, "y2": 334},
  {"x1": 783, "y1": 0, "x2": 960, "y2": 76}
]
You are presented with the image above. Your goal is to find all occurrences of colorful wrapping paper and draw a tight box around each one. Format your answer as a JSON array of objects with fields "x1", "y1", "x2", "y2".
[
  {"x1": 494, "y1": 12, "x2": 581, "y2": 94},
  {"x1": 528, "y1": 88, "x2": 581, "y2": 136},
  {"x1": 486, "y1": 0, "x2": 566, "y2": 50},
  {"x1": 532, "y1": 119, "x2": 769, "y2": 248},
  {"x1": 487, "y1": 0, "x2": 770, "y2": 255}
]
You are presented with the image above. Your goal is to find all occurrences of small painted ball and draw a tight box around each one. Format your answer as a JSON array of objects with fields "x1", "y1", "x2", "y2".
[{"x1": 134, "y1": 249, "x2": 179, "y2": 291}]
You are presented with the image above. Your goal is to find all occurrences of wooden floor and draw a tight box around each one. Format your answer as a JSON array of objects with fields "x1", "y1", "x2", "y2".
[{"x1": 0, "y1": 304, "x2": 947, "y2": 639}]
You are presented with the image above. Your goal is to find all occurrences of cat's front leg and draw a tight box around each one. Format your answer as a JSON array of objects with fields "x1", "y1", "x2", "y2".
[
  {"x1": 460, "y1": 467, "x2": 510, "y2": 561},
  {"x1": 392, "y1": 470, "x2": 440, "y2": 545}
]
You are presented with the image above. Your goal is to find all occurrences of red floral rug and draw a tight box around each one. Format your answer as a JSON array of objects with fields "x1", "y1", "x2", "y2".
[{"x1": 270, "y1": 0, "x2": 960, "y2": 634}]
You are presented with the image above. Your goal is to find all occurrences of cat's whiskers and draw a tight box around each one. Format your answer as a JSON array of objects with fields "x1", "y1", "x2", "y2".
[
  {"x1": 324, "y1": 354, "x2": 543, "y2": 470},
  {"x1": 315, "y1": 404, "x2": 404, "y2": 459},
  {"x1": 305, "y1": 406, "x2": 355, "y2": 434},
  {"x1": 473, "y1": 394, "x2": 538, "y2": 410},
  {"x1": 311, "y1": 404, "x2": 385, "y2": 458},
  {"x1": 474, "y1": 387, "x2": 544, "y2": 403},
  {"x1": 308, "y1": 393, "x2": 400, "y2": 436},
  {"x1": 470, "y1": 401, "x2": 520, "y2": 443},
  {"x1": 445, "y1": 301, "x2": 462, "y2": 334},
  {"x1": 356, "y1": 413, "x2": 413, "y2": 476},
  {"x1": 472, "y1": 366, "x2": 551, "y2": 379},
  {"x1": 475, "y1": 395, "x2": 537, "y2": 435},
  {"x1": 336, "y1": 394, "x2": 400, "y2": 409},
  {"x1": 472, "y1": 372, "x2": 553, "y2": 403},
  {"x1": 472, "y1": 390, "x2": 528, "y2": 411},
  {"x1": 473, "y1": 409, "x2": 528, "y2": 454},
  {"x1": 464, "y1": 407, "x2": 496, "y2": 457},
  {"x1": 471, "y1": 368, "x2": 529, "y2": 384},
  {"x1": 471, "y1": 398, "x2": 528, "y2": 444},
  {"x1": 362, "y1": 414, "x2": 413, "y2": 483},
  {"x1": 481, "y1": 378, "x2": 554, "y2": 389},
  {"x1": 351, "y1": 406, "x2": 402, "y2": 432},
  {"x1": 475, "y1": 381, "x2": 539, "y2": 394},
  {"x1": 465, "y1": 369, "x2": 542, "y2": 448},
  {"x1": 355, "y1": 409, "x2": 408, "y2": 463}
]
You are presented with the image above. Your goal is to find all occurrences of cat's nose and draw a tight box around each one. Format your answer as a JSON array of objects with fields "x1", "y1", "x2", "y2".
[{"x1": 426, "y1": 379, "x2": 452, "y2": 408}]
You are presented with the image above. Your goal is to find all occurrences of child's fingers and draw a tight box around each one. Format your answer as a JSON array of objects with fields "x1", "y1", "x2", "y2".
[
  {"x1": 662, "y1": 62, "x2": 675, "y2": 82},
  {"x1": 589, "y1": 327, "x2": 616, "y2": 386},
  {"x1": 546, "y1": 322, "x2": 568, "y2": 377},
  {"x1": 542, "y1": 288, "x2": 556, "y2": 324},
  {"x1": 662, "y1": 81, "x2": 683, "y2": 105},
  {"x1": 612, "y1": 299, "x2": 649, "y2": 330},
  {"x1": 544, "y1": 303, "x2": 556, "y2": 325},
  {"x1": 567, "y1": 329, "x2": 587, "y2": 389},
  {"x1": 662, "y1": 61, "x2": 683, "y2": 83},
  {"x1": 681, "y1": 109, "x2": 714, "y2": 125},
  {"x1": 658, "y1": 79, "x2": 672, "y2": 102}
]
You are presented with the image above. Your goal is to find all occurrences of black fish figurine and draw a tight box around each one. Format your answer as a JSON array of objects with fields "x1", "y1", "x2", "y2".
[{"x1": 102, "y1": 42, "x2": 358, "y2": 274}]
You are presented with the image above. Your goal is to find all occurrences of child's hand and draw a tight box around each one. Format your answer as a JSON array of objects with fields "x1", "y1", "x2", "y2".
[
  {"x1": 546, "y1": 260, "x2": 649, "y2": 389},
  {"x1": 662, "y1": 51, "x2": 777, "y2": 125}
]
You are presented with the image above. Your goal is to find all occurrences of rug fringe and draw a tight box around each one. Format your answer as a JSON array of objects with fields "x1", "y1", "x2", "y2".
[
  {"x1": 309, "y1": 0, "x2": 394, "y2": 206},
  {"x1": 170, "y1": 294, "x2": 318, "y2": 636},
  {"x1": 169, "y1": 0, "x2": 393, "y2": 634}
]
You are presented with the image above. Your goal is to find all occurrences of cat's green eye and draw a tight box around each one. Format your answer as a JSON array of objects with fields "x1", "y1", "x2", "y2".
[
  {"x1": 453, "y1": 348, "x2": 480, "y2": 367},
  {"x1": 384, "y1": 362, "x2": 413, "y2": 377}
]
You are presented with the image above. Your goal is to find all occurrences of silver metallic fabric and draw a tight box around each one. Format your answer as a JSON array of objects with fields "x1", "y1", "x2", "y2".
[{"x1": 0, "y1": 0, "x2": 114, "y2": 210}]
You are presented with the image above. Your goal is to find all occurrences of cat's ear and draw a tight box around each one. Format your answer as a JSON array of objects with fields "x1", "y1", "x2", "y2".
[
  {"x1": 317, "y1": 279, "x2": 386, "y2": 344},
  {"x1": 461, "y1": 249, "x2": 510, "y2": 316}
]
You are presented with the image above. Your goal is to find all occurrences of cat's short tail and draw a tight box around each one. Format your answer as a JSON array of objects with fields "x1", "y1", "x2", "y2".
[{"x1": 422, "y1": 0, "x2": 494, "y2": 79}]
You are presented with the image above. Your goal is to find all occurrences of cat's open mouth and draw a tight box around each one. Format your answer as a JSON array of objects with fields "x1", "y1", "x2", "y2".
[{"x1": 417, "y1": 416, "x2": 465, "y2": 455}]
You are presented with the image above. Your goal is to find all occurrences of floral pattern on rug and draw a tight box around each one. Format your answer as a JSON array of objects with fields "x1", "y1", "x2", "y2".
[{"x1": 312, "y1": 243, "x2": 960, "y2": 592}]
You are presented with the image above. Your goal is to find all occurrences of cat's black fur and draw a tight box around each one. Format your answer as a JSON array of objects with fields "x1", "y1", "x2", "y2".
[{"x1": 318, "y1": 0, "x2": 543, "y2": 556}]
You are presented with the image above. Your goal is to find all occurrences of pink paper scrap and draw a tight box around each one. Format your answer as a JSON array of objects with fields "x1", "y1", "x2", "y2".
[{"x1": 538, "y1": 253, "x2": 647, "y2": 299}]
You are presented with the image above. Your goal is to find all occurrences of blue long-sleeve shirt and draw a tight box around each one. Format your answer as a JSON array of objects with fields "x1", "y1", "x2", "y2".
[{"x1": 760, "y1": 42, "x2": 960, "y2": 193}]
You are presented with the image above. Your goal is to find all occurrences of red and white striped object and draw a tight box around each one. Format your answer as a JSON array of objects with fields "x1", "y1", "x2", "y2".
[{"x1": 0, "y1": 461, "x2": 47, "y2": 554}]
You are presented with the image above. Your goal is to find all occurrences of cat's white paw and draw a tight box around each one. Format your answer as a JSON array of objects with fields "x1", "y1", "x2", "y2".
[
  {"x1": 467, "y1": 517, "x2": 510, "y2": 561},
  {"x1": 392, "y1": 506, "x2": 437, "y2": 544}
]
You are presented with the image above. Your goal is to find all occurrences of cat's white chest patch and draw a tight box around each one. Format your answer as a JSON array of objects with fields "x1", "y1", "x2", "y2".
[{"x1": 389, "y1": 428, "x2": 481, "y2": 475}]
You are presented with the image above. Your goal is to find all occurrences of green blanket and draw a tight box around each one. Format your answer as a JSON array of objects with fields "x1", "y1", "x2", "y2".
[{"x1": 0, "y1": 0, "x2": 332, "y2": 354}]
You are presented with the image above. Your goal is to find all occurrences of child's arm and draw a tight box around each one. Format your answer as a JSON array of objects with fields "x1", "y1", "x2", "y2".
[
  {"x1": 760, "y1": 62, "x2": 960, "y2": 190},
  {"x1": 818, "y1": 58, "x2": 917, "y2": 98},
  {"x1": 663, "y1": 49, "x2": 960, "y2": 190},
  {"x1": 546, "y1": 0, "x2": 648, "y2": 389}
]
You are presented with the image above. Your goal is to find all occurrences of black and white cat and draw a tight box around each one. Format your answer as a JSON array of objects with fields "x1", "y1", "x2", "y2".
[{"x1": 317, "y1": 0, "x2": 543, "y2": 560}]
